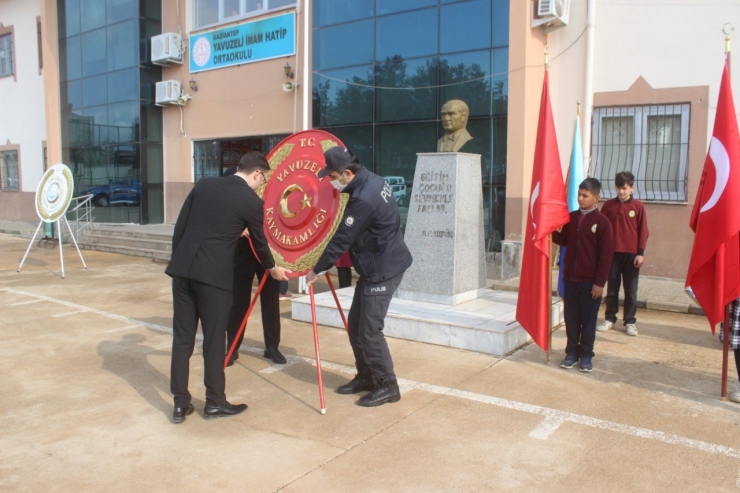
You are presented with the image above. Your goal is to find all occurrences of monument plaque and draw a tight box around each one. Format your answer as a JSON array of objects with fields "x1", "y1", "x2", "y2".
[{"x1": 398, "y1": 152, "x2": 486, "y2": 305}]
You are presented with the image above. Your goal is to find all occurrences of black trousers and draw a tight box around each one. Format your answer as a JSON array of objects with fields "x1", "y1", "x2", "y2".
[
  {"x1": 564, "y1": 280, "x2": 602, "y2": 358},
  {"x1": 227, "y1": 260, "x2": 281, "y2": 356},
  {"x1": 338, "y1": 267, "x2": 353, "y2": 288},
  {"x1": 735, "y1": 349, "x2": 740, "y2": 382},
  {"x1": 171, "y1": 276, "x2": 233, "y2": 408},
  {"x1": 347, "y1": 272, "x2": 404, "y2": 381},
  {"x1": 604, "y1": 253, "x2": 640, "y2": 325}
]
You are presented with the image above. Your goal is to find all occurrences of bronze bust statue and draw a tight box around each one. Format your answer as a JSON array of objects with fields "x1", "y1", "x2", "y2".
[{"x1": 437, "y1": 99, "x2": 473, "y2": 152}]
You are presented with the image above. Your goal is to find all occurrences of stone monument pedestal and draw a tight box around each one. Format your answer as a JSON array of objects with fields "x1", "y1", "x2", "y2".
[{"x1": 397, "y1": 152, "x2": 486, "y2": 305}]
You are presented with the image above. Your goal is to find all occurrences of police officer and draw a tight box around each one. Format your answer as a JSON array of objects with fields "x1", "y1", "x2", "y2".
[{"x1": 306, "y1": 146, "x2": 413, "y2": 407}]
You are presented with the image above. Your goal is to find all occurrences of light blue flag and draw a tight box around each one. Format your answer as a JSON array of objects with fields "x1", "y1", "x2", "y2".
[{"x1": 558, "y1": 114, "x2": 585, "y2": 299}]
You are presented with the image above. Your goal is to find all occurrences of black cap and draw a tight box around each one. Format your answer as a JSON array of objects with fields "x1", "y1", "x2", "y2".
[{"x1": 318, "y1": 146, "x2": 358, "y2": 178}]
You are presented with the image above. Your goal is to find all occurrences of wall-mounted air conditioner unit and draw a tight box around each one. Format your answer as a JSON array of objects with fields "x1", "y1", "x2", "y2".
[
  {"x1": 531, "y1": 0, "x2": 570, "y2": 28},
  {"x1": 155, "y1": 80, "x2": 182, "y2": 106},
  {"x1": 151, "y1": 32, "x2": 182, "y2": 66}
]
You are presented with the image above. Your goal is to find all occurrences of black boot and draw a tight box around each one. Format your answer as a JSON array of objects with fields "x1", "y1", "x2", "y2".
[
  {"x1": 336, "y1": 368, "x2": 377, "y2": 395},
  {"x1": 357, "y1": 378, "x2": 401, "y2": 407}
]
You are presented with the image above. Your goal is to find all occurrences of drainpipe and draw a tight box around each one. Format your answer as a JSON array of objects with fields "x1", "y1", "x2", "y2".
[{"x1": 582, "y1": 0, "x2": 596, "y2": 173}]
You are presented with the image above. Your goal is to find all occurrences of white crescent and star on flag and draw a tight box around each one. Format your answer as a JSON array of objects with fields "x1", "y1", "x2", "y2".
[
  {"x1": 530, "y1": 181, "x2": 540, "y2": 240},
  {"x1": 699, "y1": 136, "x2": 731, "y2": 213}
]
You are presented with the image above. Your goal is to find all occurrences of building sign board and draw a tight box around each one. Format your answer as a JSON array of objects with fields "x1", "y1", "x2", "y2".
[{"x1": 190, "y1": 12, "x2": 295, "y2": 73}]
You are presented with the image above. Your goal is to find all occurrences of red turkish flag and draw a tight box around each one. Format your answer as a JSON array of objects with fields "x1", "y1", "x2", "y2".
[
  {"x1": 686, "y1": 59, "x2": 740, "y2": 331},
  {"x1": 516, "y1": 71, "x2": 570, "y2": 350}
]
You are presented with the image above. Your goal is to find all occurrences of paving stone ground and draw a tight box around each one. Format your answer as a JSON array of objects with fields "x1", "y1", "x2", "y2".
[{"x1": 1, "y1": 234, "x2": 739, "y2": 492}]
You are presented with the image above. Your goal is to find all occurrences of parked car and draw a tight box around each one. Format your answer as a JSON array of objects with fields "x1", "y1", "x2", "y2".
[
  {"x1": 383, "y1": 176, "x2": 407, "y2": 205},
  {"x1": 80, "y1": 180, "x2": 141, "y2": 207}
]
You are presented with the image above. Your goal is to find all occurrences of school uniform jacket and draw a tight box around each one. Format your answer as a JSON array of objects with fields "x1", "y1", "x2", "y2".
[
  {"x1": 600, "y1": 197, "x2": 649, "y2": 255},
  {"x1": 552, "y1": 209, "x2": 615, "y2": 287}
]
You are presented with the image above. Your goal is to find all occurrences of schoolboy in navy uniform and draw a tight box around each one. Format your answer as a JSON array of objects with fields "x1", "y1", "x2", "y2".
[
  {"x1": 598, "y1": 171, "x2": 649, "y2": 336},
  {"x1": 553, "y1": 178, "x2": 615, "y2": 372}
]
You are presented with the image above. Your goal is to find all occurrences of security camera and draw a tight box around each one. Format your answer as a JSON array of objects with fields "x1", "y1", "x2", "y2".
[{"x1": 282, "y1": 81, "x2": 295, "y2": 92}]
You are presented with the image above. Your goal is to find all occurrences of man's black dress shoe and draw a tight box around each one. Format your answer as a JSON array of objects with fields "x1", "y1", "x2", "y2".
[
  {"x1": 204, "y1": 401, "x2": 248, "y2": 420},
  {"x1": 263, "y1": 347, "x2": 287, "y2": 364},
  {"x1": 172, "y1": 403, "x2": 194, "y2": 423},
  {"x1": 357, "y1": 378, "x2": 401, "y2": 407}
]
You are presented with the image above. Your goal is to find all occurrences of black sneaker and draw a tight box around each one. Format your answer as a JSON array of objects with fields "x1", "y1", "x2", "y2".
[
  {"x1": 579, "y1": 357, "x2": 593, "y2": 372},
  {"x1": 560, "y1": 354, "x2": 579, "y2": 369}
]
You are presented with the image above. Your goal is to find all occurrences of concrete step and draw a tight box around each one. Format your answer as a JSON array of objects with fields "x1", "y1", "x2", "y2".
[
  {"x1": 83, "y1": 228, "x2": 172, "y2": 241},
  {"x1": 80, "y1": 242, "x2": 171, "y2": 261},
  {"x1": 79, "y1": 232, "x2": 172, "y2": 252}
]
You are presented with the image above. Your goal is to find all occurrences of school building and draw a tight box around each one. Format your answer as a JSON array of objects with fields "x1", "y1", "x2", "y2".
[{"x1": 1, "y1": 0, "x2": 738, "y2": 280}]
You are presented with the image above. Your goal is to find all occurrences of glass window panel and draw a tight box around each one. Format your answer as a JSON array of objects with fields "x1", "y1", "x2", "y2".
[
  {"x1": 314, "y1": 19, "x2": 373, "y2": 70},
  {"x1": 82, "y1": 106, "x2": 109, "y2": 145},
  {"x1": 108, "y1": 67, "x2": 138, "y2": 103},
  {"x1": 194, "y1": 0, "x2": 219, "y2": 28},
  {"x1": 492, "y1": 48, "x2": 507, "y2": 115},
  {"x1": 142, "y1": 0, "x2": 162, "y2": 20},
  {"x1": 1, "y1": 151, "x2": 19, "y2": 191},
  {"x1": 65, "y1": 79, "x2": 83, "y2": 109},
  {"x1": 142, "y1": 185, "x2": 163, "y2": 223},
  {"x1": 61, "y1": 35, "x2": 82, "y2": 81},
  {"x1": 377, "y1": 0, "x2": 436, "y2": 16},
  {"x1": 246, "y1": 0, "x2": 265, "y2": 13},
  {"x1": 108, "y1": 102, "x2": 139, "y2": 143},
  {"x1": 80, "y1": 0, "x2": 106, "y2": 33},
  {"x1": 108, "y1": 144, "x2": 140, "y2": 186},
  {"x1": 493, "y1": 0, "x2": 509, "y2": 47},
  {"x1": 375, "y1": 56, "x2": 437, "y2": 122},
  {"x1": 376, "y1": 122, "x2": 437, "y2": 183},
  {"x1": 61, "y1": 0, "x2": 81, "y2": 36},
  {"x1": 314, "y1": 0, "x2": 372, "y2": 27},
  {"x1": 462, "y1": 118, "x2": 491, "y2": 176},
  {"x1": 268, "y1": 0, "x2": 296, "y2": 9},
  {"x1": 194, "y1": 140, "x2": 222, "y2": 182},
  {"x1": 313, "y1": 65, "x2": 373, "y2": 126},
  {"x1": 83, "y1": 74, "x2": 108, "y2": 107},
  {"x1": 140, "y1": 66, "x2": 163, "y2": 102},
  {"x1": 491, "y1": 116, "x2": 507, "y2": 184},
  {"x1": 322, "y1": 125, "x2": 373, "y2": 172},
  {"x1": 224, "y1": 0, "x2": 242, "y2": 18},
  {"x1": 598, "y1": 115, "x2": 635, "y2": 189},
  {"x1": 376, "y1": 9, "x2": 438, "y2": 61},
  {"x1": 0, "y1": 34, "x2": 12, "y2": 77},
  {"x1": 645, "y1": 114, "x2": 681, "y2": 195},
  {"x1": 107, "y1": 0, "x2": 137, "y2": 24},
  {"x1": 142, "y1": 143, "x2": 164, "y2": 183},
  {"x1": 441, "y1": 0, "x2": 491, "y2": 54},
  {"x1": 439, "y1": 49, "x2": 491, "y2": 117},
  {"x1": 107, "y1": 19, "x2": 138, "y2": 71},
  {"x1": 68, "y1": 114, "x2": 92, "y2": 147},
  {"x1": 141, "y1": 104, "x2": 163, "y2": 142},
  {"x1": 81, "y1": 28, "x2": 107, "y2": 77}
]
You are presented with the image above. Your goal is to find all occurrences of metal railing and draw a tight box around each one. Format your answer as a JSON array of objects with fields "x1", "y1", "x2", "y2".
[{"x1": 65, "y1": 194, "x2": 95, "y2": 242}]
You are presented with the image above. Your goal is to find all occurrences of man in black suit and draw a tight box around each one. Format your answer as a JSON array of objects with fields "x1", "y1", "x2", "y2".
[
  {"x1": 222, "y1": 167, "x2": 286, "y2": 366},
  {"x1": 166, "y1": 151, "x2": 290, "y2": 423}
]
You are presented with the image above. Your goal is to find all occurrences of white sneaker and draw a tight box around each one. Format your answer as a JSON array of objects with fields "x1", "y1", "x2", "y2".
[
  {"x1": 597, "y1": 321, "x2": 613, "y2": 332},
  {"x1": 625, "y1": 323, "x2": 638, "y2": 336},
  {"x1": 730, "y1": 383, "x2": 740, "y2": 403}
]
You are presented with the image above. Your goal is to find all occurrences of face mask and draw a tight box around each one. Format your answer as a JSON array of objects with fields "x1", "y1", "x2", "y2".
[{"x1": 330, "y1": 174, "x2": 348, "y2": 192}]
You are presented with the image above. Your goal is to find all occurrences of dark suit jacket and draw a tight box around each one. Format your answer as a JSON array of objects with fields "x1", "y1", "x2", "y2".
[{"x1": 165, "y1": 175, "x2": 275, "y2": 291}]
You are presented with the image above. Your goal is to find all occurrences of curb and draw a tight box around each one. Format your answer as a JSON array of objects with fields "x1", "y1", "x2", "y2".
[{"x1": 488, "y1": 281, "x2": 705, "y2": 317}]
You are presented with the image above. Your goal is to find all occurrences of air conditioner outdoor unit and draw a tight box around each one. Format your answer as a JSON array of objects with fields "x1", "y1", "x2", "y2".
[
  {"x1": 531, "y1": 0, "x2": 570, "y2": 28},
  {"x1": 151, "y1": 32, "x2": 182, "y2": 66},
  {"x1": 155, "y1": 80, "x2": 182, "y2": 106}
]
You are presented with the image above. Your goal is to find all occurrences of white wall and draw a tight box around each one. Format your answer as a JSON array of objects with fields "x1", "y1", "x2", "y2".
[
  {"x1": 546, "y1": 0, "x2": 740, "y2": 172},
  {"x1": 0, "y1": 0, "x2": 47, "y2": 192}
]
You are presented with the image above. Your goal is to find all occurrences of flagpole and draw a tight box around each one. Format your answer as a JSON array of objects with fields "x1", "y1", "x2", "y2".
[
  {"x1": 547, "y1": 235, "x2": 553, "y2": 364},
  {"x1": 721, "y1": 23, "x2": 734, "y2": 401}
]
